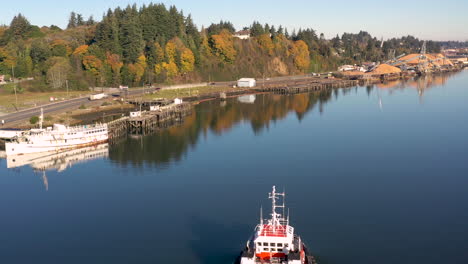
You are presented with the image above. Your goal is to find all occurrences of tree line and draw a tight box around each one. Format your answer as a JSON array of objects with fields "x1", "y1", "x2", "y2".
[{"x1": 0, "y1": 3, "x2": 441, "y2": 93}]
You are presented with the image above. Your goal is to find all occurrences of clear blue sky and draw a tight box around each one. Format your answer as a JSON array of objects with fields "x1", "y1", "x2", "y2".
[{"x1": 2, "y1": 0, "x2": 467, "y2": 41}]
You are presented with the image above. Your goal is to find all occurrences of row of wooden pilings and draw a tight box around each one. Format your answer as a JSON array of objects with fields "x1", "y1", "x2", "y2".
[{"x1": 252, "y1": 79, "x2": 360, "y2": 94}]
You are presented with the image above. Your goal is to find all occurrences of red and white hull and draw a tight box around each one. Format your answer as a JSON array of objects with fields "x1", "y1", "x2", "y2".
[{"x1": 237, "y1": 186, "x2": 317, "y2": 264}]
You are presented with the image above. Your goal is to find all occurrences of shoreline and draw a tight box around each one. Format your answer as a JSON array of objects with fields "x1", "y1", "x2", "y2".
[{"x1": 1, "y1": 68, "x2": 463, "y2": 131}]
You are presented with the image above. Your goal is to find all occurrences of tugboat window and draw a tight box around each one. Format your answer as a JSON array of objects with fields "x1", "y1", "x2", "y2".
[
  {"x1": 257, "y1": 242, "x2": 261, "y2": 247},
  {"x1": 277, "y1": 243, "x2": 283, "y2": 247},
  {"x1": 263, "y1": 242, "x2": 268, "y2": 246},
  {"x1": 270, "y1": 243, "x2": 276, "y2": 247}
]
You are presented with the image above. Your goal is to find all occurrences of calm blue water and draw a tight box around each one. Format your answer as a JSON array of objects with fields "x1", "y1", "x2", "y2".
[{"x1": 1, "y1": 71, "x2": 468, "y2": 264}]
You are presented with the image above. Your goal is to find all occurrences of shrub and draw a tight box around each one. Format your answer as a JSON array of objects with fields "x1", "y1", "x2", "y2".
[
  {"x1": 79, "y1": 104, "x2": 86, "y2": 109},
  {"x1": 30, "y1": 116, "x2": 39, "y2": 124}
]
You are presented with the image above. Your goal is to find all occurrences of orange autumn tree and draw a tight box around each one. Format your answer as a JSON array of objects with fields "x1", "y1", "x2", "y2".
[
  {"x1": 290, "y1": 40, "x2": 310, "y2": 71},
  {"x1": 106, "y1": 53, "x2": 123, "y2": 85},
  {"x1": 210, "y1": 29, "x2": 237, "y2": 63},
  {"x1": 73, "y1": 45, "x2": 89, "y2": 56}
]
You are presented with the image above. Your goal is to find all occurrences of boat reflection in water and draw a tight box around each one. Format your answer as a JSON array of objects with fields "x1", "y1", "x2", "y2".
[{"x1": 4, "y1": 143, "x2": 109, "y2": 190}]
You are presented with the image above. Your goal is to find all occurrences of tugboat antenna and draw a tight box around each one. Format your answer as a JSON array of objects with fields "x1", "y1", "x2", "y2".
[
  {"x1": 260, "y1": 206, "x2": 263, "y2": 226},
  {"x1": 283, "y1": 187, "x2": 286, "y2": 222}
]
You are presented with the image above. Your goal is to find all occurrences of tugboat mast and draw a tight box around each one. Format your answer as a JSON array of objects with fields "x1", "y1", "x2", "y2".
[{"x1": 268, "y1": 186, "x2": 285, "y2": 233}]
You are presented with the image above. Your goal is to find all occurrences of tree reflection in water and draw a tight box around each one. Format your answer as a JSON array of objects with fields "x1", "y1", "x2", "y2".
[
  {"x1": 109, "y1": 72, "x2": 459, "y2": 168},
  {"x1": 109, "y1": 90, "x2": 334, "y2": 167}
]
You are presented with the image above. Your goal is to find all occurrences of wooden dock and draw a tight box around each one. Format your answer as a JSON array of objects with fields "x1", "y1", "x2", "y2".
[
  {"x1": 107, "y1": 116, "x2": 129, "y2": 142},
  {"x1": 252, "y1": 79, "x2": 359, "y2": 94},
  {"x1": 126, "y1": 103, "x2": 192, "y2": 135}
]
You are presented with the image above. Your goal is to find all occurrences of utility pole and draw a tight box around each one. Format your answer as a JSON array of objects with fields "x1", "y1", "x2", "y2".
[
  {"x1": 66, "y1": 80, "x2": 69, "y2": 98},
  {"x1": 12, "y1": 65, "x2": 18, "y2": 109}
]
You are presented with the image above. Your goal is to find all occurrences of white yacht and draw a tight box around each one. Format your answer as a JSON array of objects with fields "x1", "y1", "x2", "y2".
[{"x1": 5, "y1": 109, "x2": 108, "y2": 156}]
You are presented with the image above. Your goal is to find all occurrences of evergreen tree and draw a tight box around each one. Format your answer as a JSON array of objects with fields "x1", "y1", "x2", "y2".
[
  {"x1": 95, "y1": 11, "x2": 121, "y2": 55},
  {"x1": 277, "y1": 26, "x2": 284, "y2": 35},
  {"x1": 3, "y1": 14, "x2": 31, "y2": 41},
  {"x1": 67, "y1": 12, "x2": 77, "y2": 29},
  {"x1": 86, "y1": 16, "x2": 95, "y2": 26},
  {"x1": 250, "y1": 21, "x2": 265, "y2": 37},
  {"x1": 76, "y1": 14, "x2": 84, "y2": 26},
  {"x1": 120, "y1": 6, "x2": 144, "y2": 63},
  {"x1": 207, "y1": 21, "x2": 235, "y2": 36}
]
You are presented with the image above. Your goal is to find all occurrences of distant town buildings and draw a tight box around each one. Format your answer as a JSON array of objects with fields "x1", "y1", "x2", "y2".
[
  {"x1": 234, "y1": 30, "x2": 251, "y2": 40},
  {"x1": 338, "y1": 65, "x2": 366, "y2": 72}
]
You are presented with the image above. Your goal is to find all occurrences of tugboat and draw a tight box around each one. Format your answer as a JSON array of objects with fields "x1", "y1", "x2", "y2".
[{"x1": 238, "y1": 186, "x2": 316, "y2": 264}]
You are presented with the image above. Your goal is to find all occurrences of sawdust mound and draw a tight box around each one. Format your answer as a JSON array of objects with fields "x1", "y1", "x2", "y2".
[{"x1": 371, "y1": 64, "x2": 401, "y2": 74}]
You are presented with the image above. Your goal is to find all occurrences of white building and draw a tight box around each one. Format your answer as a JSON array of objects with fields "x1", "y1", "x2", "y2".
[
  {"x1": 338, "y1": 65, "x2": 356, "y2": 72},
  {"x1": 174, "y1": 98, "x2": 183, "y2": 105},
  {"x1": 237, "y1": 78, "x2": 256, "y2": 88},
  {"x1": 234, "y1": 30, "x2": 251, "y2": 40}
]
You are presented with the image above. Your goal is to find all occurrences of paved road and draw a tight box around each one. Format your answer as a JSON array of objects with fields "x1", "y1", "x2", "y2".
[{"x1": 0, "y1": 88, "x2": 153, "y2": 127}]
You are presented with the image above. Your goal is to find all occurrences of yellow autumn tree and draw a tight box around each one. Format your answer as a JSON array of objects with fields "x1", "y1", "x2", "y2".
[
  {"x1": 162, "y1": 61, "x2": 178, "y2": 77},
  {"x1": 291, "y1": 40, "x2": 310, "y2": 71},
  {"x1": 180, "y1": 48, "x2": 195, "y2": 73},
  {"x1": 210, "y1": 29, "x2": 237, "y2": 63},
  {"x1": 165, "y1": 41, "x2": 177, "y2": 63},
  {"x1": 154, "y1": 42, "x2": 165, "y2": 63},
  {"x1": 257, "y1": 34, "x2": 274, "y2": 55},
  {"x1": 0, "y1": 47, "x2": 16, "y2": 70},
  {"x1": 129, "y1": 54, "x2": 147, "y2": 82}
]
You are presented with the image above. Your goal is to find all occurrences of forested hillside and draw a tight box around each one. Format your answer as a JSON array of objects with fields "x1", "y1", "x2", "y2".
[{"x1": 0, "y1": 3, "x2": 441, "y2": 92}]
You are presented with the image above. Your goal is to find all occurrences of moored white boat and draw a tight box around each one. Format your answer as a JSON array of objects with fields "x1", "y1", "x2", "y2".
[{"x1": 5, "y1": 123, "x2": 108, "y2": 156}]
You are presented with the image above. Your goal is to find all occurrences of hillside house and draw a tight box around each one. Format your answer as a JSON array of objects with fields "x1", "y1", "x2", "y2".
[{"x1": 234, "y1": 30, "x2": 250, "y2": 40}]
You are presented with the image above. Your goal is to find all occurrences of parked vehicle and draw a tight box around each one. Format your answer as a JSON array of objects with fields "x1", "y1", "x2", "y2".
[{"x1": 89, "y1": 93, "x2": 108, "y2": 101}]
